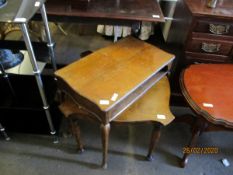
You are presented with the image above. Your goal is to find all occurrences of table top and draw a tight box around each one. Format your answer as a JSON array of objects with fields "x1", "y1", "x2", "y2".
[
  {"x1": 59, "y1": 76, "x2": 175, "y2": 126},
  {"x1": 45, "y1": 0, "x2": 165, "y2": 22},
  {"x1": 55, "y1": 37, "x2": 174, "y2": 124},
  {"x1": 115, "y1": 76, "x2": 174, "y2": 126},
  {"x1": 0, "y1": 0, "x2": 45, "y2": 23},
  {"x1": 180, "y1": 64, "x2": 233, "y2": 128},
  {"x1": 185, "y1": 0, "x2": 233, "y2": 19}
]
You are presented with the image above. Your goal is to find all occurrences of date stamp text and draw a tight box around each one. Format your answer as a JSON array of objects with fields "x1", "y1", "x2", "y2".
[{"x1": 183, "y1": 147, "x2": 219, "y2": 154}]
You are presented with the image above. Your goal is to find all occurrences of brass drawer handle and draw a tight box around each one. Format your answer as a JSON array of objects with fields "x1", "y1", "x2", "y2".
[
  {"x1": 209, "y1": 24, "x2": 230, "y2": 35},
  {"x1": 201, "y1": 42, "x2": 221, "y2": 53}
]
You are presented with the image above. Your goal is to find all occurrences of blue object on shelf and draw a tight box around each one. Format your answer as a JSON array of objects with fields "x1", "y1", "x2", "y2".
[
  {"x1": 0, "y1": 49, "x2": 24, "y2": 70},
  {"x1": 0, "y1": 0, "x2": 7, "y2": 8}
]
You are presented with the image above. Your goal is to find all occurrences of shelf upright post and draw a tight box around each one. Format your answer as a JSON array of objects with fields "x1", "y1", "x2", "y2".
[
  {"x1": 0, "y1": 122, "x2": 10, "y2": 141},
  {"x1": 40, "y1": 4, "x2": 57, "y2": 71},
  {"x1": 19, "y1": 23, "x2": 58, "y2": 144},
  {"x1": 0, "y1": 63, "x2": 16, "y2": 97}
]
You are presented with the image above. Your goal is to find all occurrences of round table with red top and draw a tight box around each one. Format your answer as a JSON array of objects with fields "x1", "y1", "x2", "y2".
[{"x1": 179, "y1": 64, "x2": 233, "y2": 167}]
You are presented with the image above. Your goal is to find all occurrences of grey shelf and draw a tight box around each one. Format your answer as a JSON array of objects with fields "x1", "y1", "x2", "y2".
[
  {"x1": 0, "y1": 0, "x2": 57, "y2": 142},
  {"x1": 0, "y1": 0, "x2": 45, "y2": 23}
]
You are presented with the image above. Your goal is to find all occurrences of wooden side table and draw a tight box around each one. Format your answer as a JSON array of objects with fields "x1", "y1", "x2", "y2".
[
  {"x1": 59, "y1": 76, "x2": 175, "y2": 165},
  {"x1": 55, "y1": 37, "x2": 175, "y2": 168},
  {"x1": 180, "y1": 64, "x2": 233, "y2": 167}
]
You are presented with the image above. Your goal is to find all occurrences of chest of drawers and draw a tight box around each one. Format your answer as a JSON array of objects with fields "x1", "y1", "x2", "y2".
[
  {"x1": 184, "y1": 0, "x2": 233, "y2": 64},
  {"x1": 164, "y1": 0, "x2": 233, "y2": 106}
]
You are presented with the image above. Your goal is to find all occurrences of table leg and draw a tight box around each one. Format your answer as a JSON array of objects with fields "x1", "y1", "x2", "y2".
[
  {"x1": 146, "y1": 123, "x2": 162, "y2": 161},
  {"x1": 181, "y1": 119, "x2": 201, "y2": 168},
  {"x1": 69, "y1": 118, "x2": 84, "y2": 153},
  {"x1": 100, "y1": 123, "x2": 110, "y2": 169}
]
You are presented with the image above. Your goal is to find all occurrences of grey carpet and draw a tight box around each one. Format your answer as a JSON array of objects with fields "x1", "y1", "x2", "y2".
[{"x1": 0, "y1": 107, "x2": 233, "y2": 175}]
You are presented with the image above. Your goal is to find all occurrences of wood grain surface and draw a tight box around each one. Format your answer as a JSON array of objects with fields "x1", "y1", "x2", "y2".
[
  {"x1": 185, "y1": 0, "x2": 233, "y2": 19},
  {"x1": 55, "y1": 37, "x2": 174, "y2": 113},
  {"x1": 60, "y1": 76, "x2": 174, "y2": 126},
  {"x1": 45, "y1": 0, "x2": 164, "y2": 22},
  {"x1": 115, "y1": 76, "x2": 174, "y2": 125}
]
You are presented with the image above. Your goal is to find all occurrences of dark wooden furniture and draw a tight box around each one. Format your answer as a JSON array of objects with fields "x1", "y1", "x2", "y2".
[
  {"x1": 180, "y1": 64, "x2": 233, "y2": 168},
  {"x1": 44, "y1": 0, "x2": 165, "y2": 23},
  {"x1": 55, "y1": 37, "x2": 175, "y2": 168},
  {"x1": 163, "y1": 0, "x2": 233, "y2": 106},
  {"x1": 184, "y1": 0, "x2": 233, "y2": 64},
  {"x1": 59, "y1": 76, "x2": 175, "y2": 165}
]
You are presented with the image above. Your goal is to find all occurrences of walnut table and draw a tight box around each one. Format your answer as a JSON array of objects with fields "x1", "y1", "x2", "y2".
[{"x1": 55, "y1": 37, "x2": 175, "y2": 168}]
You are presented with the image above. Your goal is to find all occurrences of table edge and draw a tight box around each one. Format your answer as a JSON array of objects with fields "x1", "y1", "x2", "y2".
[{"x1": 179, "y1": 68, "x2": 233, "y2": 129}]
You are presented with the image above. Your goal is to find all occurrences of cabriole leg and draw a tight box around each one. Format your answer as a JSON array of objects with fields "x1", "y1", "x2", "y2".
[
  {"x1": 146, "y1": 123, "x2": 162, "y2": 161},
  {"x1": 181, "y1": 119, "x2": 202, "y2": 168},
  {"x1": 100, "y1": 123, "x2": 110, "y2": 169},
  {"x1": 69, "y1": 118, "x2": 84, "y2": 153}
]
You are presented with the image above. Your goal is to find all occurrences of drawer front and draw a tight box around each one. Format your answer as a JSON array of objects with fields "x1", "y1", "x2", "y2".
[
  {"x1": 186, "y1": 37, "x2": 233, "y2": 56},
  {"x1": 185, "y1": 51, "x2": 232, "y2": 64},
  {"x1": 194, "y1": 20, "x2": 233, "y2": 36}
]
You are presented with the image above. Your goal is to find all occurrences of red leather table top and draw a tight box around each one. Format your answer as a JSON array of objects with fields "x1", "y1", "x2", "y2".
[{"x1": 182, "y1": 64, "x2": 233, "y2": 126}]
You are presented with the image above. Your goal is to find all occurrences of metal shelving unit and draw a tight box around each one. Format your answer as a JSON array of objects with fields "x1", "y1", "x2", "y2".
[
  {"x1": 0, "y1": 0, "x2": 58, "y2": 142},
  {"x1": 159, "y1": 0, "x2": 178, "y2": 41}
]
